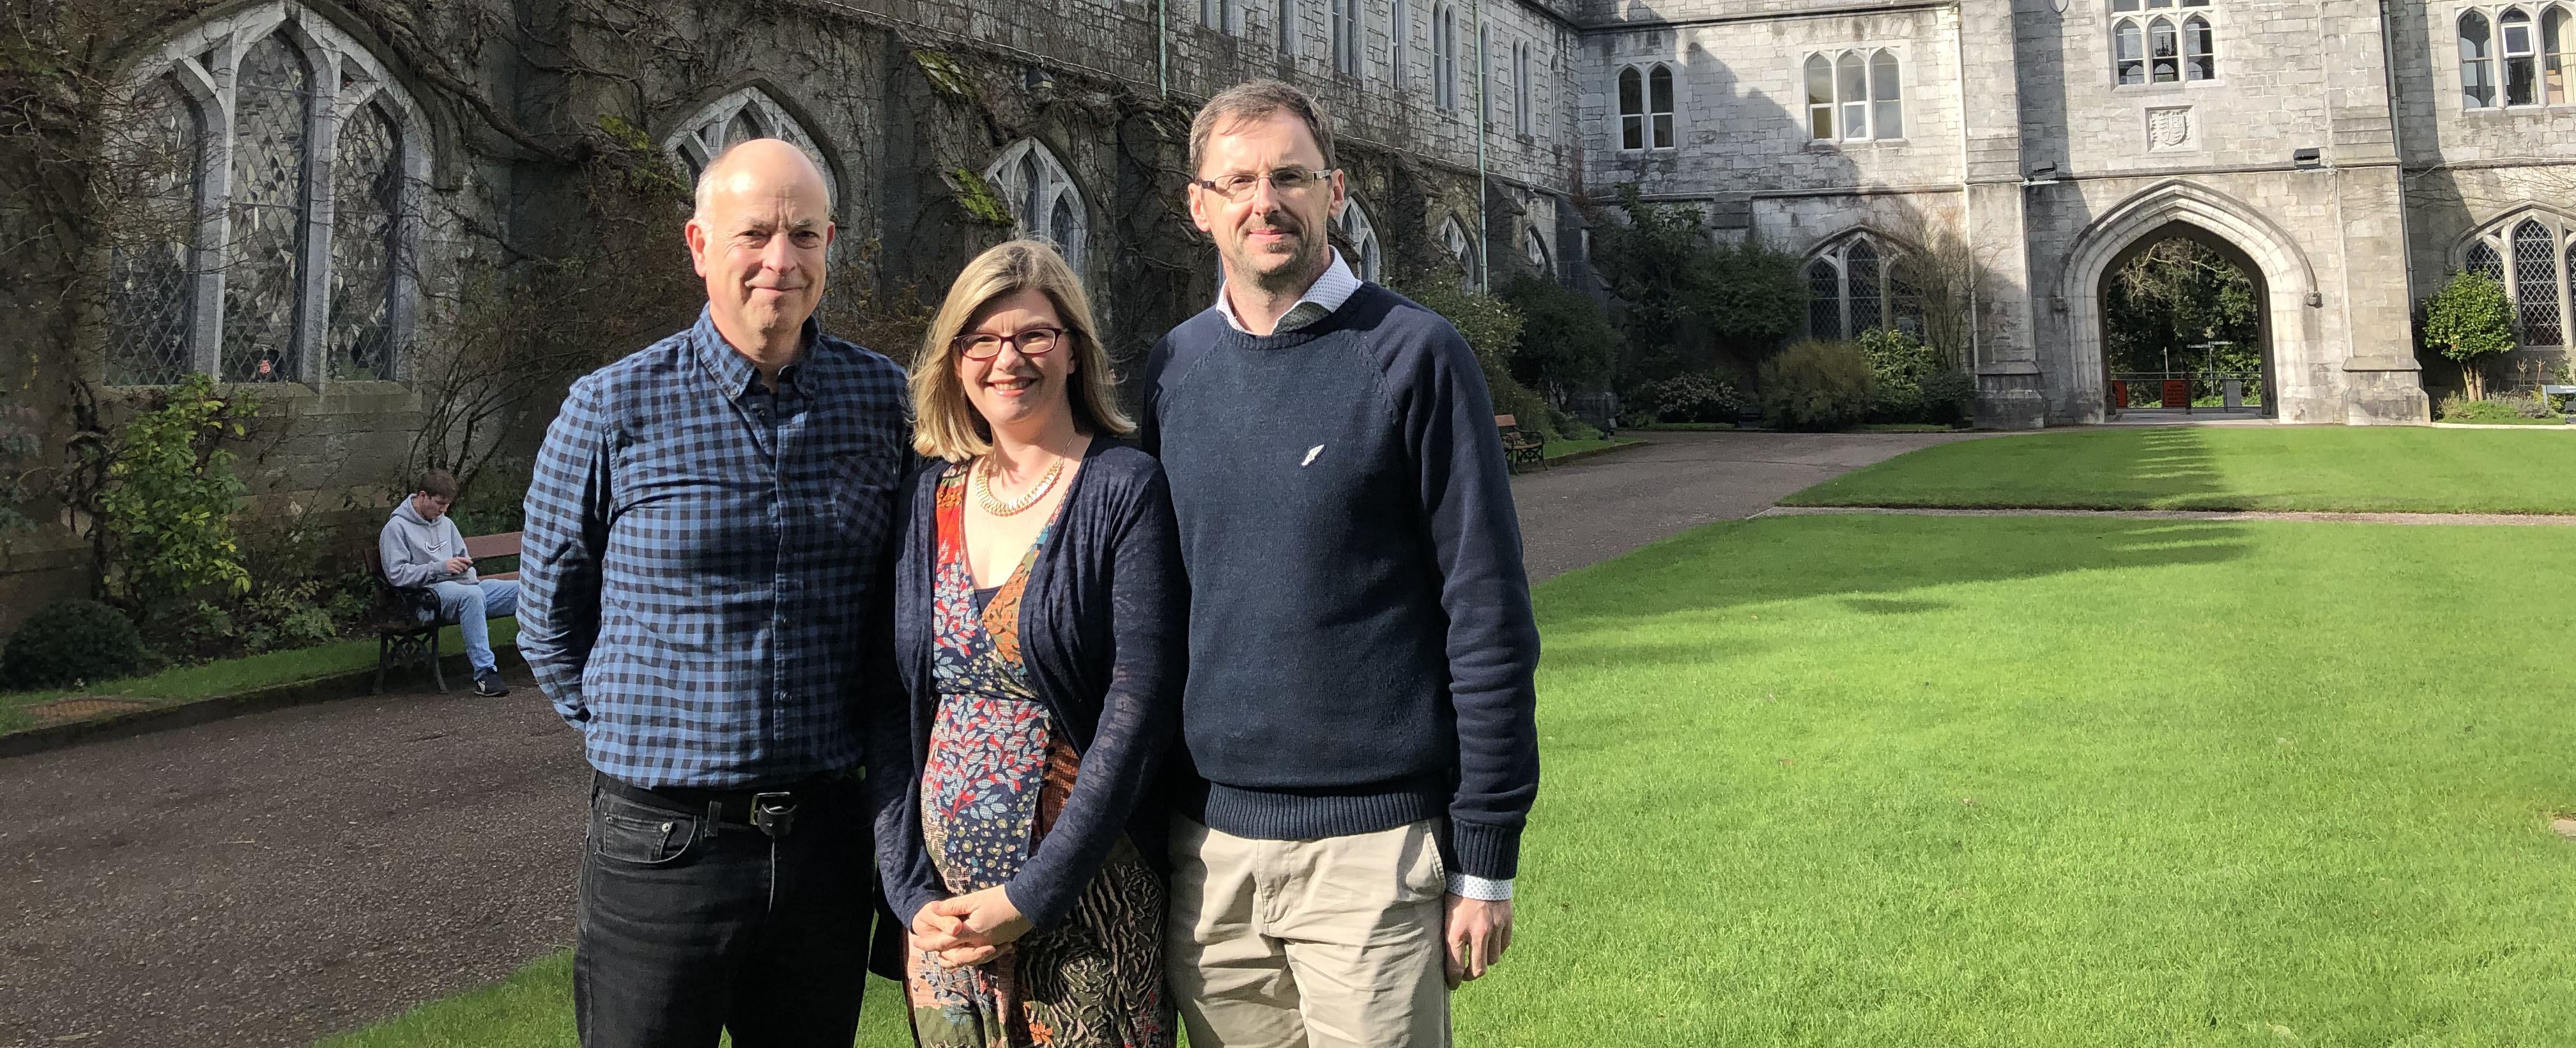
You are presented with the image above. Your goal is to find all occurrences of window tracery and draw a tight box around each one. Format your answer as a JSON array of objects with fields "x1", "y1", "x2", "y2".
[
  {"x1": 2460, "y1": 214, "x2": 2576, "y2": 349},
  {"x1": 103, "y1": 1, "x2": 427, "y2": 387},
  {"x1": 985, "y1": 140, "x2": 1089, "y2": 270}
]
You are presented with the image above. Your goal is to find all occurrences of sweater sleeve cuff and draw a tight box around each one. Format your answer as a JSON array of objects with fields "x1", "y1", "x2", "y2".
[
  {"x1": 1449, "y1": 819, "x2": 1522, "y2": 881},
  {"x1": 1446, "y1": 872, "x2": 1514, "y2": 900}
]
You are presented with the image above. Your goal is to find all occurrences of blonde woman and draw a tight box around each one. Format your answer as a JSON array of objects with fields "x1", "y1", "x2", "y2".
[{"x1": 869, "y1": 240, "x2": 1182, "y2": 1048}]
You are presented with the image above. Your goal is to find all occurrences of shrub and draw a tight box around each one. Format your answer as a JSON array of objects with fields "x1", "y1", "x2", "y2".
[
  {"x1": 98, "y1": 373, "x2": 257, "y2": 612},
  {"x1": 2421, "y1": 271, "x2": 2517, "y2": 401},
  {"x1": 2437, "y1": 394, "x2": 2554, "y2": 422},
  {"x1": 1856, "y1": 327, "x2": 1975, "y2": 424},
  {"x1": 1639, "y1": 371, "x2": 1745, "y2": 424},
  {"x1": 1758, "y1": 339, "x2": 1877, "y2": 431},
  {"x1": 3, "y1": 599, "x2": 147, "y2": 690}
]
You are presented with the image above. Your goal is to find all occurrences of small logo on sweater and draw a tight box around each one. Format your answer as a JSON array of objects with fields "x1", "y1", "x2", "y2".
[{"x1": 1301, "y1": 445, "x2": 1324, "y2": 467}]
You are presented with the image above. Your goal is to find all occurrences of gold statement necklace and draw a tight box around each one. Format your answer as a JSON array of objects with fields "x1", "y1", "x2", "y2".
[{"x1": 973, "y1": 452, "x2": 1066, "y2": 516}]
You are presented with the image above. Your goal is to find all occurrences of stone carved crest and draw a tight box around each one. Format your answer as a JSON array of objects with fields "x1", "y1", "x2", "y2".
[{"x1": 2147, "y1": 107, "x2": 2192, "y2": 150}]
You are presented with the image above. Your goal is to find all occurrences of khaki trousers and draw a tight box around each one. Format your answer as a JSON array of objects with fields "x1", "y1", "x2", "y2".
[{"x1": 1165, "y1": 815, "x2": 1451, "y2": 1048}]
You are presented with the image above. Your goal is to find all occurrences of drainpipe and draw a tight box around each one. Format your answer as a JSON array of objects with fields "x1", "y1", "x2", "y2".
[
  {"x1": 1158, "y1": 0, "x2": 1170, "y2": 97},
  {"x1": 1475, "y1": 0, "x2": 1489, "y2": 290}
]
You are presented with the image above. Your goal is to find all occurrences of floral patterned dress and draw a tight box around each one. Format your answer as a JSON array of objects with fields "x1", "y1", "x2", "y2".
[{"x1": 907, "y1": 465, "x2": 1174, "y2": 1048}]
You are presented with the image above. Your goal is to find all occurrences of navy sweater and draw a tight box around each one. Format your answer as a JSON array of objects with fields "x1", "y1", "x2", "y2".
[
  {"x1": 868, "y1": 442, "x2": 1186, "y2": 932},
  {"x1": 1140, "y1": 283, "x2": 1541, "y2": 882}
]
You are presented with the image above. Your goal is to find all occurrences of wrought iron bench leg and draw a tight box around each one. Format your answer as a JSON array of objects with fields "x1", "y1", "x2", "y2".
[{"x1": 374, "y1": 634, "x2": 391, "y2": 695}]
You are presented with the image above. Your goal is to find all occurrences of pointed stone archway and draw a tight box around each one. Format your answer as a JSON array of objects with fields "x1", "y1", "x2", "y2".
[{"x1": 2058, "y1": 180, "x2": 2329, "y2": 423}]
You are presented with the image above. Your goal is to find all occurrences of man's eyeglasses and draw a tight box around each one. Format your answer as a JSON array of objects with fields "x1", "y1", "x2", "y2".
[
  {"x1": 1193, "y1": 167, "x2": 1335, "y2": 201},
  {"x1": 953, "y1": 326, "x2": 1066, "y2": 360}
]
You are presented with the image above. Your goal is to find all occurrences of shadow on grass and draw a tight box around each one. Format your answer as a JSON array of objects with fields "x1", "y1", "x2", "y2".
[{"x1": 1535, "y1": 512, "x2": 2255, "y2": 662}]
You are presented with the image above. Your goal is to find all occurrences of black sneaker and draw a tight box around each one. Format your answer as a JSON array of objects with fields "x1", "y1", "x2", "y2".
[{"x1": 472, "y1": 668, "x2": 510, "y2": 697}]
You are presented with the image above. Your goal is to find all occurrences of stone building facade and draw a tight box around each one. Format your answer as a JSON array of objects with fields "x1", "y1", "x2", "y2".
[{"x1": 3, "y1": 0, "x2": 2570, "y2": 615}]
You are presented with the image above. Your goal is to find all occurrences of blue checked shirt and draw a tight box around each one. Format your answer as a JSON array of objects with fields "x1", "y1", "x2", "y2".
[{"x1": 518, "y1": 307, "x2": 911, "y2": 788}]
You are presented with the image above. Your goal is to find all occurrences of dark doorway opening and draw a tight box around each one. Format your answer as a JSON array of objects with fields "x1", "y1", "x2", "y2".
[{"x1": 2098, "y1": 223, "x2": 2273, "y2": 419}]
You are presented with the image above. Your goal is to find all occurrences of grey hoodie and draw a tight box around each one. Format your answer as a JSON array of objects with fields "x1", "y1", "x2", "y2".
[{"x1": 379, "y1": 498, "x2": 475, "y2": 587}]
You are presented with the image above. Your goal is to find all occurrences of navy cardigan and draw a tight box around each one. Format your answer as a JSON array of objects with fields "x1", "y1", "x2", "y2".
[{"x1": 868, "y1": 441, "x2": 1186, "y2": 932}]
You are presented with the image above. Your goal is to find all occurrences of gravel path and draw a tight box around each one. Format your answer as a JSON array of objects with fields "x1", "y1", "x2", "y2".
[{"x1": 0, "y1": 428, "x2": 1987, "y2": 1047}]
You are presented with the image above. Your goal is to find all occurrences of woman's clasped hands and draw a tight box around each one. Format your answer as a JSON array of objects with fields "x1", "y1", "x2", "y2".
[{"x1": 909, "y1": 886, "x2": 1034, "y2": 969}]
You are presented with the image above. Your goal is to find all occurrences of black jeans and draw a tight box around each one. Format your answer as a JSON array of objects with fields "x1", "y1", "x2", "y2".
[{"x1": 574, "y1": 773, "x2": 873, "y2": 1048}]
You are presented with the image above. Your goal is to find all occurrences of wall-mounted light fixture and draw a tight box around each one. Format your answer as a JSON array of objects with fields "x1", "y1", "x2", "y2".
[{"x1": 2292, "y1": 148, "x2": 2324, "y2": 169}]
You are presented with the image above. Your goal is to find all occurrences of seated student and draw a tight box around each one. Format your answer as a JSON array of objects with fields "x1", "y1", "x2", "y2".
[{"x1": 378, "y1": 469, "x2": 518, "y2": 697}]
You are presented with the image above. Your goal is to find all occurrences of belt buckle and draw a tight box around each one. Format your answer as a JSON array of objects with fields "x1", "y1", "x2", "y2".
[{"x1": 751, "y1": 792, "x2": 798, "y2": 839}]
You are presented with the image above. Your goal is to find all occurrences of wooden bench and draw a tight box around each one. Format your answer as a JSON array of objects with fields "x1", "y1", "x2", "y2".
[
  {"x1": 366, "y1": 530, "x2": 523, "y2": 695},
  {"x1": 1497, "y1": 414, "x2": 1546, "y2": 472}
]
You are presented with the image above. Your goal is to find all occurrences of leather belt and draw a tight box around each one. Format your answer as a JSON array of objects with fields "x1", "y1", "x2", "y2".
[{"x1": 595, "y1": 771, "x2": 846, "y2": 839}]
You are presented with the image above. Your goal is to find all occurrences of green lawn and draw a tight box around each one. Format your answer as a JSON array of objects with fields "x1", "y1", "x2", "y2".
[
  {"x1": 1785, "y1": 426, "x2": 2576, "y2": 513},
  {"x1": 324, "y1": 510, "x2": 2576, "y2": 1046},
  {"x1": 1471, "y1": 513, "x2": 2576, "y2": 1045},
  {"x1": 0, "y1": 619, "x2": 518, "y2": 733},
  {"x1": 315, "y1": 954, "x2": 913, "y2": 1047},
  {"x1": 1545, "y1": 436, "x2": 1644, "y2": 460}
]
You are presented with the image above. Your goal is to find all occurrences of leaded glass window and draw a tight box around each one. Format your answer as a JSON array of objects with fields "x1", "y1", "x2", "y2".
[
  {"x1": 1807, "y1": 260, "x2": 1841, "y2": 339},
  {"x1": 1337, "y1": 199, "x2": 1383, "y2": 282},
  {"x1": 222, "y1": 34, "x2": 310, "y2": 383},
  {"x1": 2463, "y1": 215, "x2": 2576, "y2": 350},
  {"x1": 329, "y1": 101, "x2": 401, "y2": 381},
  {"x1": 985, "y1": 139, "x2": 1089, "y2": 270},
  {"x1": 663, "y1": 88, "x2": 838, "y2": 208},
  {"x1": 1846, "y1": 240, "x2": 1883, "y2": 332},
  {"x1": 2514, "y1": 219, "x2": 2563, "y2": 344},
  {"x1": 105, "y1": 3, "x2": 425, "y2": 387},
  {"x1": 1442, "y1": 215, "x2": 1478, "y2": 289},
  {"x1": 2467, "y1": 240, "x2": 2506, "y2": 283},
  {"x1": 105, "y1": 75, "x2": 203, "y2": 387},
  {"x1": 2116, "y1": 19, "x2": 2146, "y2": 84},
  {"x1": 1807, "y1": 235, "x2": 1910, "y2": 341}
]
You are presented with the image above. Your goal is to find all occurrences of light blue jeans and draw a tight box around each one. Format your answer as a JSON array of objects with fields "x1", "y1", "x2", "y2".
[{"x1": 427, "y1": 579, "x2": 519, "y2": 672}]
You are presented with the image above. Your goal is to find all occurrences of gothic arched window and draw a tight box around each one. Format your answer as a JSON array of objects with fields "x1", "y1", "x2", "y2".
[
  {"x1": 985, "y1": 139, "x2": 1089, "y2": 270},
  {"x1": 1434, "y1": 4, "x2": 1459, "y2": 110},
  {"x1": 2114, "y1": 0, "x2": 2220, "y2": 87},
  {"x1": 663, "y1": 88, "x2": 838, "y2": 212},
  {"x1": 2463, "y1": 11, "x2": 2499, "y2": 107},
  {"x1": 1807, "y1": 235, "x2": 1916, "y2": 341},
  {"x1": 1441, "y1": 215, "x2": 1479, "y2": 289},
  {"x1": 1525, "y1": 229, "x2": 1551, "y2": 275},
  {"x1": 1617, "y1": 63, "x2": 1676, "y2": 150},
  {"x1": 1337, "y1": 199, "x2": 1384, "y2": 282},
  {"x1": 103, "y1": 1, "x2": 428, "y2": 386},
  {"x1": 2460, "y1": 215, "x2": 2576, "y2": 349}
]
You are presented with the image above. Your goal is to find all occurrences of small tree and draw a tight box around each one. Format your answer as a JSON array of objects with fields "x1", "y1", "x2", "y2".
[
  {"x1": 1500, "y1": 274, "x2": 1620, "y2": 398},
  {"x1": 1689, "y1": 236, "x2": 1809, "y2": 358},
  {"x1": 2422, "y1": 270, "x2": 2517, "y2": 401}
]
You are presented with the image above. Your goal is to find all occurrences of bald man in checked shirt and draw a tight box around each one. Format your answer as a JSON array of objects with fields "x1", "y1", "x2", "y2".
[{"x1": 518, "y1": 139, "x2": 910, "y2": 1047}]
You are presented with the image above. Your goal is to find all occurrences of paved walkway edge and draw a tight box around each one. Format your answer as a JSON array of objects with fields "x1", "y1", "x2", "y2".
[
  {"x1": 1760, "y1": 505, "x2": 2576, "y2": 527},
  {"x1": 1535, "y1": 438, "x2": 1653, "y2": 469},
  {"x1": 0, "y1": 645, "x2": 511, "y2": 760}
]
